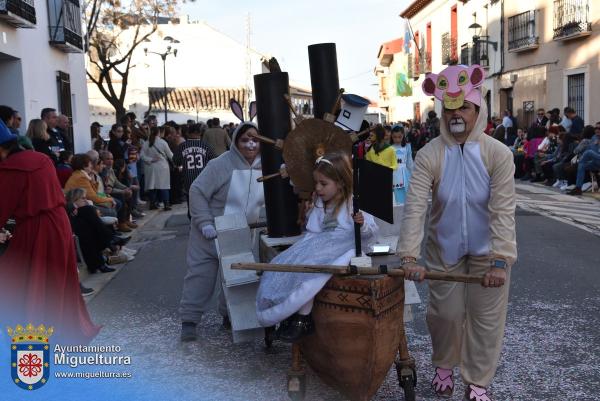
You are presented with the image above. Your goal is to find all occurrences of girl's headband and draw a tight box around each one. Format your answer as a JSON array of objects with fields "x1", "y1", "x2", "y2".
[{"x1": 315, "y1": 156, "x2": 333, "y2": 166}]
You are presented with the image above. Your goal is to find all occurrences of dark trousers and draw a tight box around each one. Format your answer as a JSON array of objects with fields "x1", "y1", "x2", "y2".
[
  {"x1": 70, "y1": 206, "x2": 113, "y2": 272},
  {"x1": 148, "y1": 189, "x2": 170, "y2": 205}
]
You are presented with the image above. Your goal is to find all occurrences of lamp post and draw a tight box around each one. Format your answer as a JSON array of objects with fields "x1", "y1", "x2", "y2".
[
  {"x1": 468, "y1": 21, "x2": 498, "y2": 67},
  {"x1": 144, "y1": 37, "x2": 179, "y2": 124}
]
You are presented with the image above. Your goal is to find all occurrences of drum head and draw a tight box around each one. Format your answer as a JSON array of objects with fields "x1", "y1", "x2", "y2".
[{"x1": 283, "y1": 119, "x2": 353, "y2": 194}]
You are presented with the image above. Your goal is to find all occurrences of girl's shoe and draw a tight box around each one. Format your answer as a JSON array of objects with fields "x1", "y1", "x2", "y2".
[
  {"x1": 464, "y1": 384, "x2": 491, "y2": 401},
  {"x1": 276, "y1": 313, "x2": 314, "y2": 343},
  {"x1": 431, "y1": 367, "x2": 454, "y2": 398}
]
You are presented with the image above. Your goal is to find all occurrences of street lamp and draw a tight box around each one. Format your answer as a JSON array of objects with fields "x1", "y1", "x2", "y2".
[
  {"x1": 144, "y1": 37, "x2": 179, "y2": 123},
  {"x1": 468, "y1": 20, "x2": 497, "y2": 67}
]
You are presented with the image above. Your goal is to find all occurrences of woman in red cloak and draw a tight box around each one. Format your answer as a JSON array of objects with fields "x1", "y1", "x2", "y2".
[{"x1": 0, "y1": 121, "x2": 99, "y2": 344}]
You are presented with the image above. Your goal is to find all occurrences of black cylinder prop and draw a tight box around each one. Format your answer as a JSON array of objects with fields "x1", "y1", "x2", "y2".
[
  {"x1": 308, "y1": 43, "x2": 340, "y2": 119},
  {"x1": 254, "y1": 72, "x2": 301, "y2": 238}
]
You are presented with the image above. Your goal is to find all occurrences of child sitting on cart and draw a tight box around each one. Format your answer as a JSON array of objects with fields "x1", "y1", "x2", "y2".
[{"x1": 256, "y1": 151, "x2": 378, "y2": 342}]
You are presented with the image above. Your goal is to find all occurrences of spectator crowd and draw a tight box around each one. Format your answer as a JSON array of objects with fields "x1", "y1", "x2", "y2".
[
  {"x1": 1, "y1": 101, "x2": 599, "y2": 298},
  {"x1": 0, "y1": 105, "x2": 232, "y2": 296}
]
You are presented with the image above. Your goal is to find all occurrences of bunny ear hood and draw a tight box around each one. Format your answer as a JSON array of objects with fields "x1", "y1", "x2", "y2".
[
  {"x1": 422, "y1": 64, "x2": 485, "y2": 110},
  {"x1": 230, "y1": 98, "x2": 245, "y2": 122}
]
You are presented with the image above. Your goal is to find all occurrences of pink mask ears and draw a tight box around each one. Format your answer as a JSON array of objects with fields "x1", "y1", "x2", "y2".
[{"x1": 422, "y1": 64, "x2": 486, "y2": 109}]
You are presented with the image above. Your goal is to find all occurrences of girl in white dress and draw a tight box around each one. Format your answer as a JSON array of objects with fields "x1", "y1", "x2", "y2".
[
  {"x1": 256, "y1": 151, "x2": 378, "y2": 342},
  {"x1": 391, "y1": 125, "x2": 414, "y2": 204}
]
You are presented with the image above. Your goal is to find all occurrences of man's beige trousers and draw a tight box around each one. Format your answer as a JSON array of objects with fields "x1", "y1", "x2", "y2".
[{"x1": 425, "y1": 248, "x2": 511, "y2": 387}]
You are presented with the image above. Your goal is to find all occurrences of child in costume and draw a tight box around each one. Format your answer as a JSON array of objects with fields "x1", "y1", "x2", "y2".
[
  {"x1": 366, "y1": 125, "x2": 397, "y2": 170},
  {"x1": 391, "y1": 125, "x2": 413, "y2": 204},
  {"x1": 256, "y1": 151, "x2": 378, "y2": 342}
]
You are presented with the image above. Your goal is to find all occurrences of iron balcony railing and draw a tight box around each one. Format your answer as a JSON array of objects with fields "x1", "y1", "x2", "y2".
[
  {"x1": 508, "y1": 10, "x2": 539, "y2": 50},
  {"x1": 441, "y1": 32, "x2": 458, "y2": 65},
  {"x1": 0, "y1": 0, "x2": 36, "y2": 26},
  {"x1": 553, "y1": 0, "x2": 591, "y2": 40},
  {"x1": 460, "y1": 43, "x2": 470, "y2": 65},
  {"x1": 424, "y1": 51, "x2": 432, "y2": 73},
  {"x1": 48, "y1": 0, "x2": 83, "y2": 52},
  {"x1": 407, "y1": 54, "x2": 414, "y2": 79}
]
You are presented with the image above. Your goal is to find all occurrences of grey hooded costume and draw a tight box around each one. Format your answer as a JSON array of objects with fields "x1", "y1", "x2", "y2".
[{"x1": 179, "y1": 123, "x2": 264, "y2": 322}]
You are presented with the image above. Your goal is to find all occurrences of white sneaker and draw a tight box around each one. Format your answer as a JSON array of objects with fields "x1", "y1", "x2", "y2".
[
  {"x1": 121, "y1": 247, "x2": 138, "y2": 256},
  {"x1": 582, "y1": 182, "x2": 592, "y2": 192},
  {"x1": 552, "y1": 180, "x2": 561, "y2": 188},
  {"x1": 564, "y1": 184, "x2": 576, "y2": 191}
]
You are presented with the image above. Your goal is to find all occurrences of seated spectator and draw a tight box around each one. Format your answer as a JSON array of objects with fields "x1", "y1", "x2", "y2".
[
  {"x1": 568, "y1": 123, "x2": 600, "y2": 195},
  {"x1": 520, "y1": 127, "x2": 545, "y2": 181},
  {"x1": 99, "y1": 151, "x2": 138, "y2": 231},
  {"x1": 64, "y1": 153, "x2": 118, "y2": 219},
  {"x1": 65, "y1": 188, "x2": 116, "y2": 274},
  {"x1": 541, "y1": 132, "x2": 576, "y2": 186},
  {"x1": 532, "y1": 126, "x2": 559, "y2": 182},
  {"x1": 56, "y1": 150, "x2": 73, "y2": 188},
  {"x1": 27, "y1": 119, "x2": 57, "y2": 163}
]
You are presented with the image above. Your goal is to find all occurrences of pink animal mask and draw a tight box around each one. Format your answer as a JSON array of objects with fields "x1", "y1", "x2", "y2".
[{"x1": 422, "y1": 65, "x2": 485, "y2": 110}]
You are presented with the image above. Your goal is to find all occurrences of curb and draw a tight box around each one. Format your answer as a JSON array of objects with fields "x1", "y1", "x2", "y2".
[{"x1": 80, "y1": 204, "x2": 186, "y2": 302}]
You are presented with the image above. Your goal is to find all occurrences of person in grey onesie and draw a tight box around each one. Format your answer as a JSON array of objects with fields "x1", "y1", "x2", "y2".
[{"x1": 179, "y1": 122, "x2": 264, "y2": 341}]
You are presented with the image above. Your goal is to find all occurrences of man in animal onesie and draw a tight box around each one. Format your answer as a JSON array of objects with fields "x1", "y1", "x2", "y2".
[
  {"x1": 398, "y1": 64, "x2": 517, "y2": 401},
  {"x1": 179, "y1": 122, "x2": 264, "y2": 342}
]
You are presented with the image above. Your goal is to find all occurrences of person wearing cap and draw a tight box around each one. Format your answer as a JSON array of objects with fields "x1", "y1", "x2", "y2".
[
  {"x1": 398, "y1": 65, "x2": 517, "y2": 401},
  {"x1": 91, "y1": 121, "x2": 105, "y2": 151},
  {"x1": 0, "y1": 120, "x2": 99, "y2": 344}
]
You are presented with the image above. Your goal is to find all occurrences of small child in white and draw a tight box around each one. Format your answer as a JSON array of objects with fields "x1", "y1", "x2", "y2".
[
  {"x1": 391, "y1": 125, "x2": 414, "y2": 204},
  {"x1": 256, "y1": 151, "x2": 378, "y2": 342}
]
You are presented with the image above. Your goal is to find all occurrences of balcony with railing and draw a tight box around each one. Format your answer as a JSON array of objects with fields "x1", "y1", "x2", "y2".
[
  {"x1": 424, "y1": 51, "x2": 432, "y2": 73},
  {"x1": 441, "y1": 32, "x2": 458, "y2": 65},
  {"x1": 553, "y1": 0, "x2": 591, "y2": 41},
  {"x1": 413, "y1": 54, "x2": 421, "y2": 78},
  {"x1": 407, "y1": 54, "x2": 414, "y2": 79},
  {"x1": 508, "y1": 10, "x2": 539, "y2": 51},
  {"x1": 48, "y1": 0, "x2": 83, "y2": 52},
  {"x1": 0, "y1": 0, "x2": 36, "y2": 28}
]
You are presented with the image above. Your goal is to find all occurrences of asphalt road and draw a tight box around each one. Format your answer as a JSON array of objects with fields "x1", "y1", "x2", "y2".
[{"x1": 84, "y1": 200, "x2": 600, "y2": 401}]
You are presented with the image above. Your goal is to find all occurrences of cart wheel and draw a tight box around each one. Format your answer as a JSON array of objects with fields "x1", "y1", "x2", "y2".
[
  {"x1": 287, "y1": 370, "x2": 306, "y2": 401},
  {"x1": 401, "y1": 379, "x2": 415, "y2": 401},
  {"x1": 264, "y1": 326, "x2": 276, "y2": 348},
  {"x1": 397, "y1": 366, "x2": 417, "y2": 401}
]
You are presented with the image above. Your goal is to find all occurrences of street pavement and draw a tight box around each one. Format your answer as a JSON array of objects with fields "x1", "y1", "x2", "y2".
[{"x1": 85, "y1": 184, "x2": 600, "y2": 401}]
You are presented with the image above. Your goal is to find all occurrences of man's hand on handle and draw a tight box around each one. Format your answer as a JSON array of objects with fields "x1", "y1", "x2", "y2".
[
  {"x1": 403, "y1": 262, "x2": 427, "y2": 283},
  {"x1": 483, "y1": 268, "x2": 506, "y2": 288}
]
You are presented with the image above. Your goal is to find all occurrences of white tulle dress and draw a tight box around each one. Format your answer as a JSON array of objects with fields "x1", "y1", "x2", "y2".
[{"x1": 256, "y1": 198, "x2": 378, "y2": 327}]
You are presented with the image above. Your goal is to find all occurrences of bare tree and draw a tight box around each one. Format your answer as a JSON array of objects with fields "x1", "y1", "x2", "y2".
[{"x1": 84, "y1": 0, "x2": 177, "y2": 122}]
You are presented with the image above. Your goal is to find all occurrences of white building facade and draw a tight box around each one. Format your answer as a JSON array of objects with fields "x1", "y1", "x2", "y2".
[
  {"x1": 87, "y1": 16, "x2": 283, "y2": 127},
  {"x1": 0, "y1": 0, "x2": 91, "y2": 152},
  {"x1": 378, "y1": 0, "x2": 599, "y2": 127},
  {"x1": 376, "y1": 0, "x2": 502, "y2": 123}
]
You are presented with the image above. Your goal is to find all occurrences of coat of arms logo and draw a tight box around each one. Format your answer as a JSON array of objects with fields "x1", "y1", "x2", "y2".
[{"x1": 7, "y1": 323, "x2": 53, "y2": 390}]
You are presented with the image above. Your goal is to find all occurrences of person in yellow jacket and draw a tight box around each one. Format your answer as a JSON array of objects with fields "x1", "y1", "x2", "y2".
[
  {"x1": 365, "y1": 125, "x2": 397, "y2": 170},
  {"x1": 398, "y1": 64, "x2": 516, "y2": 401}
]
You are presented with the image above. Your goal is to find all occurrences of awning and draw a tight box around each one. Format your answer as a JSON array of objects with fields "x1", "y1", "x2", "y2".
[{"x1": 148, "y1": 87, "x2": 249, "y2": 112}]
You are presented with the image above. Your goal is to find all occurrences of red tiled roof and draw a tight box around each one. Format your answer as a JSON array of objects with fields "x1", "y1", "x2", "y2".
[{"x1": 378, "y1": 38, "x2": 404, "y2": 66}]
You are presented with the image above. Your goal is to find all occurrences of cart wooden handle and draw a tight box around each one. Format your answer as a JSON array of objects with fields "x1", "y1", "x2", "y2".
[
  {"x1": 231, "y1": 262, "x2": 484, "y2": 284},
  {"x1": 257, "y1": 167, "x2": 288, "y2": 182},
  {"x1": 248, "y1": 132, "x2": 285, "y2": 150}
]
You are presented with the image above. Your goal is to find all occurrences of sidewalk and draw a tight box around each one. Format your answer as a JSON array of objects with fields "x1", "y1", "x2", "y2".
[
  {"x1": 79, "y1": 204, "x2": 187, "y2": 301},
  {"x1": 516, "y1": 180, "x2": 600, "y2": 236}
]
